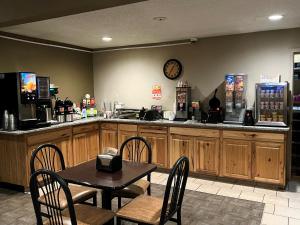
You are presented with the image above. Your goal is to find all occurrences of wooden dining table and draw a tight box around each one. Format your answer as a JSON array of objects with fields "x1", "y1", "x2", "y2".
[{"x1": 57, "y1": 159, "x2": 157, "y2": 210}]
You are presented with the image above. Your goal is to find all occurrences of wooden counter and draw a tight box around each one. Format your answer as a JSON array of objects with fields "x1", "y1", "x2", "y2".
[{"x1": 0, "y1": 118, "x2": 289, "y2": 189}]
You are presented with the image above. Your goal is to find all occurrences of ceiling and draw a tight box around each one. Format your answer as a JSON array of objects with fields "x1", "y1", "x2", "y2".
[{"x1": 1, "y1": 0, "x2": 300, "y2": 50}]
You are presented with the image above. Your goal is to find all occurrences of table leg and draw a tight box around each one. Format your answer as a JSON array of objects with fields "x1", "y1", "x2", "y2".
[{"x1": 101, "y1": 189, "x2": 112, "y2": 210}]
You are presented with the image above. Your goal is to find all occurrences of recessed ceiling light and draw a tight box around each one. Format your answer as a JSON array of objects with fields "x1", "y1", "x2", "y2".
[
  {"x1": 102, "y1": 36, "x2": 112, "y2": 42},
  {"x1": 268, "y1": 14, "x2": 284, "y2": 21},
  {"x1": 153, "y1": 17, "x2": 167, "y2": 21}
]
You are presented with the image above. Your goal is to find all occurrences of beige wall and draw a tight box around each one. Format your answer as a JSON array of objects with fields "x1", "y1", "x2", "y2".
[
  {"x1": 93, "y1": 28, "x2": 300, "y2": 111},
  {"x1": 0, "y1": 37, "x2": 93, "y2": 103}
]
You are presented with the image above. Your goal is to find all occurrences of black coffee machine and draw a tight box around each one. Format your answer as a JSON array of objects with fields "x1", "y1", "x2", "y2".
[{"x1": 207, "y1": 89, "x2": 224, "y2": 123}]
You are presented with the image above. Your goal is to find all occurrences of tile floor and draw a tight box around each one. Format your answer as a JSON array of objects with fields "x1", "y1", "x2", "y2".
[
  {"x1": 1, "y1": 172, "x2": 300, "y2": 225},
  {"x1": 149, "y1": 172, "x2": 300, "y2": 225}
]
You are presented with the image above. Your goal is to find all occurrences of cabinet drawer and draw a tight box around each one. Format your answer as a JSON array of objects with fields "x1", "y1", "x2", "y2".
[
  {"x1": 170, "y1": 127, "x2": 219, "y2": 138},
  {"x1": 73, "y1": 123, "x2": 99, "y2": 134},
  {"x1": 223, "y1": 130, "x2": 284, "y2": 142},
  {"x1": 27, "y1": 128, "x2": 72, "y2": 146},
  {"x1": 119, "y1": 124, "x2": 137, "y2": 132},
  {"x1": 139, "y1": 125, "x2": 168, "y2": 134},
  {"x1": 101, "y1": 123, "x2": 118, "y2": 130}
]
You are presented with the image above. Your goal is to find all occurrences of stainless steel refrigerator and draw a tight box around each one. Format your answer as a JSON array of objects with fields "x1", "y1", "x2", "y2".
[{"x1": 255, "y1": 82, "x2": 289, "y2": 127}]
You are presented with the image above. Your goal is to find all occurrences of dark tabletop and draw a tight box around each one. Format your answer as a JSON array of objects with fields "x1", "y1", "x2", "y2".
[{"x1": 57, "y1": 160, "x2": 157, "y2": 191}]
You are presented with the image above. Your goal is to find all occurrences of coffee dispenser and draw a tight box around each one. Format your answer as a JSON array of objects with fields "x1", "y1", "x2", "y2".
[
  {"x1": 0, "y1": 72, "x2": 38, "y2": 130},
  {"x1": 175, "y1": 87, "x2": 191, "y2": 121},
  {"x1": 36, "y1": 76, "x2": 52, "y2": 122}
]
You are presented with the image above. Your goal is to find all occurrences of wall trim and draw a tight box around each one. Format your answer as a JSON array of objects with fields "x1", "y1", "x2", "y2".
[
  {"x1": 93, "y1": 40, "x2": 193, "y2": 53},
  {"x1": 0, "y1": 31, "x2": 92, "y2": 53}
]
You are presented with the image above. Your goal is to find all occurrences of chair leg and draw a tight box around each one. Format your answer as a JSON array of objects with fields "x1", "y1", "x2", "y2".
[
  {"x1": 118, "y1": 196, "x2": 122, "y2": 208},
  {"x1": 92, "y1": 194, "x2": 97, "y2": 206},
  {"x1": 116, "y1": 217, "x2": 121, "y2": 225},
  {"x1": 177, "y1": 209, "x2": 182, "y2": 225},
  {"x1": 147, "y1": 185, "x2": 151, "y2": 196}
]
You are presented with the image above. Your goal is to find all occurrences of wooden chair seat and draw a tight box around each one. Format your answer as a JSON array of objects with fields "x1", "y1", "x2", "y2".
[
  {"x1": 39, "y1": 184, "x2": 97, "y2": 210},
  {"x1": 61, "y1": 204, "x2": 114, "y2": 225},
  {"x1": 116, "y1": 195, "x2": 163, "y2": 225},
  {"x1": 114, "y1": 179, "x2": 150, "y2": 198},
  {"x1": 43, "y1": 204, "x2": 114, "y2": 225}
]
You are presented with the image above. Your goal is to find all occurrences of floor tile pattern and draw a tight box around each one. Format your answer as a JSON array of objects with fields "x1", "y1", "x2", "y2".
[{"x1": 0, "y1": 181, "x2": 264, "y2": 225}]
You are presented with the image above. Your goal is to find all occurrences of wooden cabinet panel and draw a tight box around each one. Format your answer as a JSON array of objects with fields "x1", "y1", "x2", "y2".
[
  {"x1": 223, "y1": 130, "x2": 284, "y2": 142},
  {"x1": 170, "y1": 127, "x2": 219, "y2": 138},
  {"x1": 221, "y1": 139, "x2": 252, "y2": 180},
  {"x1": 140, "y1": 132, "x2": 168, "y2": 168},
  {"x1": 170, "y1": 135, "x2": 194, "y2": 170},
  {"x1": 194, "y1": 138, "x2": 219, "y2": 175},
  {"x1": 73, "y1": 130, "x2": 100, "y2": 165},
  {"x1": 27, "y1": 128, "x2": 72, "y2": 146},
  {"x1": 73, "y1": 133, "x2": 88, "y2": 165},
  {"x1": 53, "y1": 137, "x2": 73, "y2": 168},
  {"x1": 100, "y1": 123, "x2": 118, "y2": 130},
  {"x1": 253, "y1": 142, "x2": 285, "y2": 184},
  {"x1": 119, "y1": 124, "x2": 138, "y2": 132},
  {"x1": 73, "y1": 123, "x2": 99, "y2": 135},
  {"x1": 86, "y1": 131, "x2": 100, "y2": 160},
  {"x1": 100, "y1": 129, "x2": 118, "y2": 153},
  {"x1": 139, "y1": 125, "x2": 168, "y2": 134}
]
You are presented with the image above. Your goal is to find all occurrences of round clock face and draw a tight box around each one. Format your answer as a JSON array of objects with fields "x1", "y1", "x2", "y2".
[{"x1": 163, "y1": 59, "x2": 182, "y2": 80}]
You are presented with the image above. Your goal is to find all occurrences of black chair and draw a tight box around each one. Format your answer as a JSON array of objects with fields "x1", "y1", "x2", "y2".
[
  {"x1": 112, "y1": 136, "x2": 152, "y2": 208},
  {"x1": 30, "y1": 143, "x2": 97, "y2": 210},
  {"x1": 30, "y1": 169, "x2": 114, "y2": 225},
  {"x1": 116, "y1": 156, "x2": 189, "y2": 225}
]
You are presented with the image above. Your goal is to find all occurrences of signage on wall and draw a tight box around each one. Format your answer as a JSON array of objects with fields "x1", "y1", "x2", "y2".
[{"x1": 152, "y1": 84, "x2": 162, "y2": 100}]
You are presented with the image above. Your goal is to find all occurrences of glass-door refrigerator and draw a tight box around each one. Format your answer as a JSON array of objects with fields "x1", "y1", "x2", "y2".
[{"x1": 255, "y1": 82, "x2": 289, "y2": 127}]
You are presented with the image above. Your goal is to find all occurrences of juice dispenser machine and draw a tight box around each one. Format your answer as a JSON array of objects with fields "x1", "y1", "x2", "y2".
[
  {"x1": 255, "y1": 82, "x2": 289, "y2": 127},
  {"x1": 224, "y1": 74, "x2": 247, "y2": 124},
  {"x1": 175, "y1": 87, "x2": 191, "y2": 121}
]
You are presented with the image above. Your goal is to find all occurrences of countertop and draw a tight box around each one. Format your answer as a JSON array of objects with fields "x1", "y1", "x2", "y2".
[{"x1": 0, "y1": 117, "x2": 290, "y2": 135}]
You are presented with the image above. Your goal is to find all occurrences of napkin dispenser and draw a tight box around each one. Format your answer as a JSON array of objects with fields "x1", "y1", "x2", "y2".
[{"x1": 96, "y1": 150, "x2": 122, "y2": 172}]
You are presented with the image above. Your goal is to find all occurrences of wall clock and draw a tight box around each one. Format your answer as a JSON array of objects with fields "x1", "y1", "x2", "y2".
[{"x1": 163, "y1": 59, "x2": 182, "y2": 80}]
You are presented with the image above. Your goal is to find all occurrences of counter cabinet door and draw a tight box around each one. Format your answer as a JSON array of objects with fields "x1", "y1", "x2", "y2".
[
  {"x1": 253, "y1": 141, "x2": 285, "y2": 185},
  {"x1": 169, "y1": 134, "x2": 194, "y2": 171},
  {"x1": 73, "y1": 133, "x2": 88, "y2": 165},
  {"x1": 221, "y1": 139, "x2": 252, "y2": 180},
  {"x1": 194, "y1": 137, "x2": 219, "y2": 175},
  {"x1": 86, "y1": 130, "x2": 100, "y2": 161},
  {"x1": 100, "y1": 129, "x2": 118, "y2": 153},
  {"x1": 140, "y1": 132, "x2": 168, "y2": 168}
]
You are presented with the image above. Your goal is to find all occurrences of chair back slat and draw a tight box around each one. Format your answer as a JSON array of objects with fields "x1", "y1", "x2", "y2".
[
  {"x1": 159, "y1": 156, "x2": 189, "y2": 225},
  {"x1": 120, "y1": 136, "x2": 152, "y2": 164},
  {"x1": 30, "y1": 169, "x2": 77, "y2": 225},
  {"x1": 31, "y1": 144, "x2": 66, "y2": 175}
]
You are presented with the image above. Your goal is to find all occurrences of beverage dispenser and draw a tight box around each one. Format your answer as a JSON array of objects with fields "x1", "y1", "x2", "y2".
[
  {"x1": 0, "y1": 72, "x2": 38, "y2": 130},
  {"x1": 175, "y1": 87, "x2": 191, "y2": 121},
  {"x1": 224, "y1": 74, "x2": 247, "y2": 124}
]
